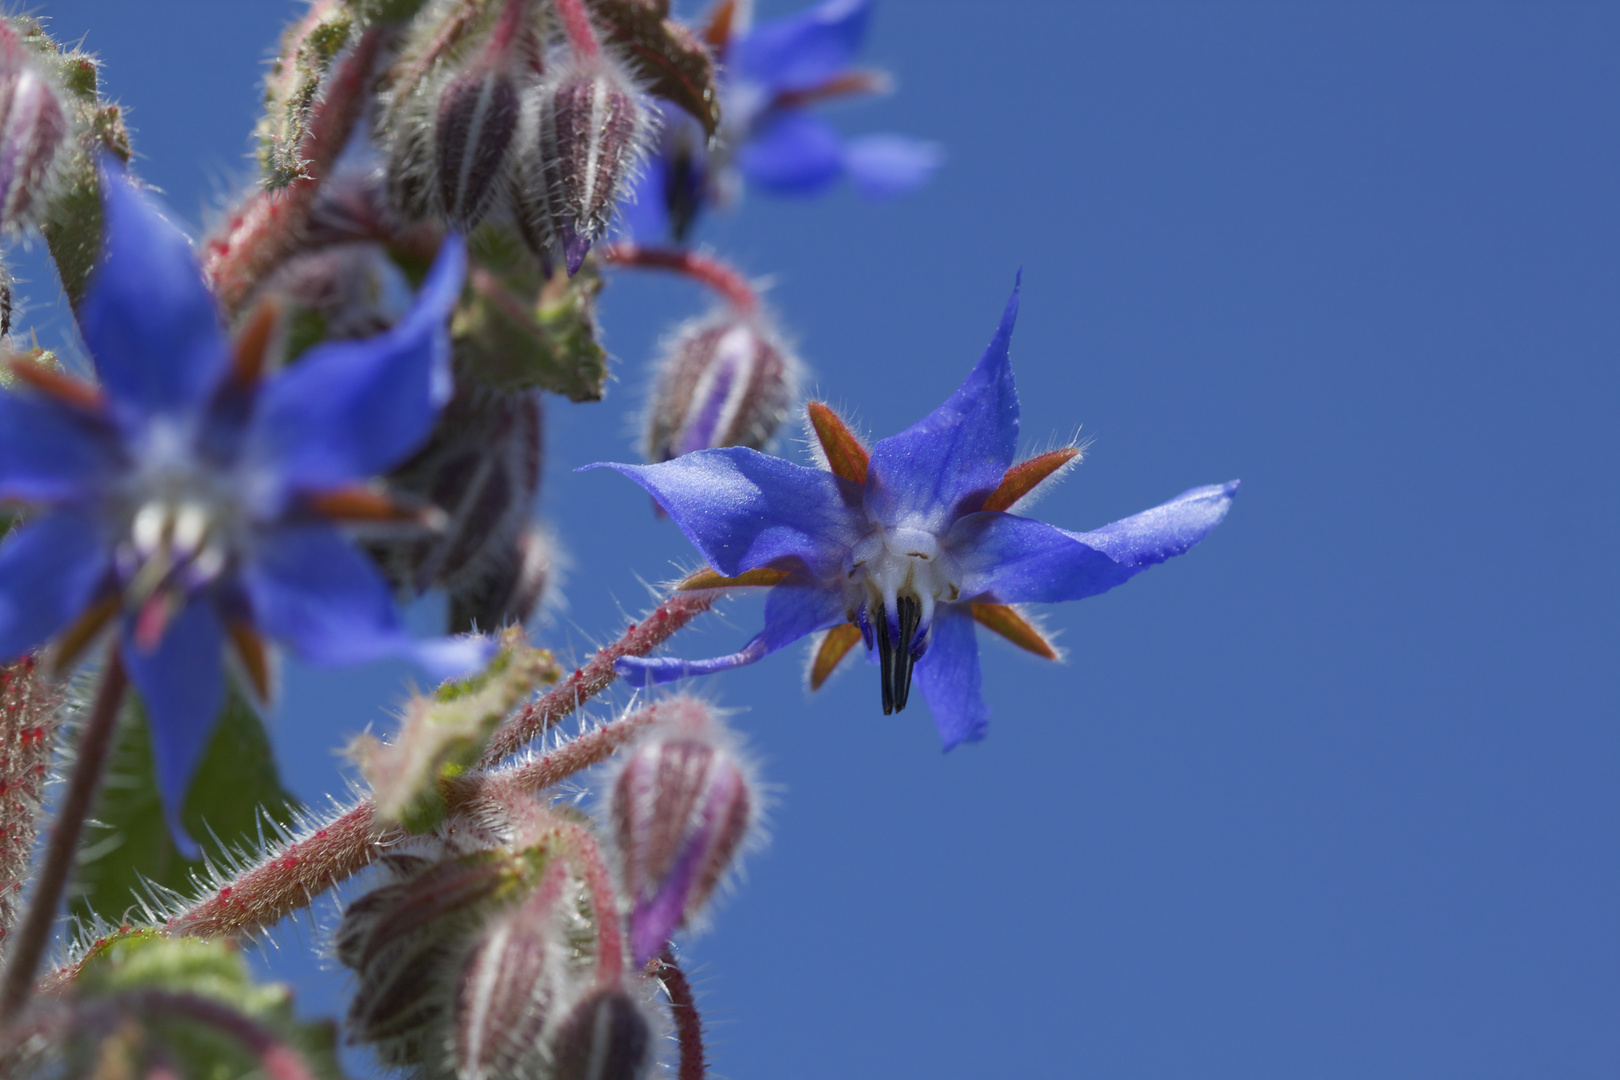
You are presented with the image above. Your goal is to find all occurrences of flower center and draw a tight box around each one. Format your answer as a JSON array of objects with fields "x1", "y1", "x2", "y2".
[{"x1": 843, "y1": 525, "x2": 963, "y2": 715}]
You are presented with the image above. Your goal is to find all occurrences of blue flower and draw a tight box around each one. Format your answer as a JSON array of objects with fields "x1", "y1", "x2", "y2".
[
  {"x1": 588, "y1": 277, "x2": 1238, "y2": 748},
  {"x1": 626, "y1": 0, "x2": 943, "y2": 242},
  {"x1": 0, "y1": 166, "x2": 490, "y2": 844}
]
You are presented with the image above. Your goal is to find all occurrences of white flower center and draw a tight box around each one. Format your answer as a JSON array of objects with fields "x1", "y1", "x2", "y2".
[{"x1": 842, "y1": 523, "x2": 963, "y2": 714}]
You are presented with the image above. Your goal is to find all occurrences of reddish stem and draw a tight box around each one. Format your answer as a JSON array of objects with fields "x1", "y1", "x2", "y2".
[
  {"x1": 601, "y1": 243, "x2": 759, "y2": 313},
  {"x1": 651, "y1": 947, "x2": 707, "y2": 1080},
  {"x1": 477, "y1": 590, "x2": 717, "y2": 766},
  {"x1": 552, "y1": 0, "x2": 602, "y2": 59},
  {"x1": 560, "y1": 824, "x2": 624, "y2": 987},
  {"x1": 0, "y1": 651, "x2": 125, "y2": 1019},
  {"x1": 203, "y1": 27, "x2": 383, "y2": 313}
]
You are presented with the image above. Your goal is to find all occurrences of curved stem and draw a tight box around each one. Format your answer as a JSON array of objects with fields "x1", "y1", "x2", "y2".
[
  {"x1": 600, "y1": 243, "x2": 759, "y2": 313},
  {"x1": 0, "y1": 649, "x2": 126, "y2": 1019},
  {"x1": 651, "y1": 947, "x2": 707, "y2": 1080},
  {"x1": 552, "y1": 0, "x2": 602, "y2": 59}
]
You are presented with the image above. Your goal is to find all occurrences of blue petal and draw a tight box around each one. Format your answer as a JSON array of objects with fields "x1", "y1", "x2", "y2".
[
  {"x1": 732, "y1": 0, "x2": 873, "y2": 92},
  {"x1": 736, "y1": 111, "x2": 845, "y2": 196},
  {"x1": 913, "y1": 605, "x2": 988, "y2": 749},
  {"x1": 864, "y1": 278, "x2": 1022, "y2": 530},
  {"x1": 77, "y1": 163, "x2": 228, "y2": 428},
  {"x1": 620, "y1": 156, "x2": 673, "y2": 241},
  {"x1": 0, "y1": 391, "x2": 121, "y2": 503},
  {"x1": 121, "y1": 596, "x2": 226, "y2": 858},
  {"x1": 950, "y1": 482, "x2": 1240, "y2": 604},
  {"x1": 842, "y1": 134, "x2": 943, "y2": 199},
  {"x1": 615, "y1": 581, "x2": 843, "y2": 687},
  {"x1": 245, "y1": 235, "x2": 465, "y2": 499},
  {"x1": 241, "y1": 522, "x2": 490, "y2": 679},
  {"x1": 583, "y1": 449, "x2": 864, "y2": 577},
  {"x1": 0, "y1": 510, "x2": 112, "y2": 661}
]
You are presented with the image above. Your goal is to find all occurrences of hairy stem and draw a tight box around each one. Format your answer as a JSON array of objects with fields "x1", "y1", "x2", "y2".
[
  {"x1": 600, "y1": 242, "x2": 758, "y2": 313},
  {"x1": 651, "y1": 947, "x2": 707, "y2": 1080},
  {"x1": 0, "y1": 651, "x2": 126, "y2": 1019},
  {"x1": 478, "y1": 589, "x2": 716, "y2": 766},
  {"x1": 552, "y1": 0, "x2": 602, "y2": 59},
  {"x1": 0, "y1": 658, "x2": 64, "y2": 952}
]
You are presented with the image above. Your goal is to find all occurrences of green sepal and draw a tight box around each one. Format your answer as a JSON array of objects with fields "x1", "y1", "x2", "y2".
[{"x1": 453, "y1": 228, "x2": 610, "y2": 401}]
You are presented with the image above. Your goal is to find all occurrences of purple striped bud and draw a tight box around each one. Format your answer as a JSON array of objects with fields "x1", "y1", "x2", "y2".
[
  {"x1": 448, "y1": 522, "x2": 554, "y2": 633},
  {"x1": 451, "y1": 864, "x2": 570, "y2": 1080},
  {"x1": 547, "y1": 989, "x2": 654, "y2": 1080},
  {"x1": 0, "y1": 29, "x2": 67, "y2": 229},
  {"x1": 254, "y1": 241, "x2": 414, "y2": 346},
  {"x1": 609, "y1": 701, "x2": 757, "y2": 966},
  {"x1": 517, "y1": 56, "x2": 652, "y2": 274},
  {"x1": 644, "y1": 309, "x2": 799, "y2": 464},
  {"x1": 435, "y1": 66, "x2": 520, "y2": 225}
]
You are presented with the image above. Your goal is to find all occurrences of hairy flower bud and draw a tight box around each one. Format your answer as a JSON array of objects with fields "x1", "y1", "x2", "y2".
[
  {"x1": 0, "y1": 28, "x2": 68, "y2": 228},
  {"x1": 451, "y1": 865, "x2": 570, "y2": 1080},
  {"x1": 447, "y1": 522, "x2": 554, "y2": 634},
  {"x1": 435, "y1": 66, "x2": 520, "y2": 225},
  {"x1": 644, "y1": 308, "x2": 799, "y2": 464},
  {"x1": 255, "y1": 241, "x2": 414, "y2": 351},
  {"x1": 517, "y1": 56, "x2": 652, "y2": 274},
  {"x1": 547, "y1": 989, "x2": 654, "y2": 1080},
  {"x1": 609, "y1": 704, "x2": 756, "y2": 965},
  {"x1": 372, "y1": 386, "x2": 544, "y2": 631}
]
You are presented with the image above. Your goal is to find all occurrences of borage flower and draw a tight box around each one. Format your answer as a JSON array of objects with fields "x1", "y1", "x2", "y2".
[
  {"x1": 589, "y1": 277, "x2": 1238, "y2": 747},
  {"x1": 0, "y1": 166, "x2": 490, "y2": 840},
  {"x1": 628, "y1": 0, "x2": 942, "y2": 243}
]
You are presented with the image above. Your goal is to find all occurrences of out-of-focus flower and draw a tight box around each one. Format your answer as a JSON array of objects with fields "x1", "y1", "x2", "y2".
[
  {"x1": 627, "y1": 0, "x2": 942, "y2": 243},
  {"x1": 0, "y1": 165, "x2": 489, "y2": 843},
  {"x1": 590, "y1": 276, "x2": 1238, "y2": 748}
]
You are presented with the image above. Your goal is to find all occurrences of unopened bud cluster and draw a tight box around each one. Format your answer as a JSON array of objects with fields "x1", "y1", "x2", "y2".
[
  {"x1": 644, "y1": 306, "x2": 800, "y2": 464},
  {"x1": 338, "y1": 830, "x2": 656, "y2": 1080},
  {"x1": 387, "y1": 0, "x2": 654, "y2": 274}
]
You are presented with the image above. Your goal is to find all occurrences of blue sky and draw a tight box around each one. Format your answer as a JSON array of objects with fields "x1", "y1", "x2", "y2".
[{"x1": 29, "y1": 2, "x2": 1620, "y2": 1077}]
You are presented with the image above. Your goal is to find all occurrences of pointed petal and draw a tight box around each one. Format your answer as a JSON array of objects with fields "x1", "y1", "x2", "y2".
[
  {"x1": 736, "y1": 111, "x2": 845, "y2": 196},
  {"x1": 913, "y1": 605, "x2": 988, "y2": 749},
  {"x1": 583, "y1": 448, "x2": 864, "y2": 578},
  {"x1": 732, "y1": 0, "x2": 873, "y2": 92},
  {"x1": 0, "y1": 391, "x2": 121, "y2": 503},
  {"x1": 240, "y1": 522, "x2": 491, "y2": 679},
  {"x1": 0, "y1": 509, "x2": 112, "y2": 661},
  {"x1": 950, "y1": 482, "x2": 1240, "y2": 604},
  {"x1": 842, "y1": 134, "x2": 943, "y2": 200},
  {"x1": 121, "y1": 596, "x2": 226, "y2": 857},
  {"x1": 865, "y1": 278, "x2": 1021, "y2": 530},
  {"x1": 616, "y1": 580, "x2": 842, "y2": 686},
  {"x1": 245, "y1": 235, "x2": 466, "y2": 498},
  {"x1": 77, "y1": 164, "x2": 228, "y2": 426}
]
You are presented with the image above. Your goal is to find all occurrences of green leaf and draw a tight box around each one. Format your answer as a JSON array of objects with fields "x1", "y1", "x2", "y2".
[{"x1": 71, "y1": 691, "x2": 302, "y2": 926}]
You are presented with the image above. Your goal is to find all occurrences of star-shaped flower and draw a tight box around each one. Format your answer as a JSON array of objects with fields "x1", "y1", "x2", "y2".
[
  {"x1": 590, "y1": 277, "x2": 1238, "y2": 747},
  {"x1": 0, "y1": 166, "x2": 490, "y2": 841},
  {"x1": 627, "y1": 0, "x2": 943, "y2": 243}
]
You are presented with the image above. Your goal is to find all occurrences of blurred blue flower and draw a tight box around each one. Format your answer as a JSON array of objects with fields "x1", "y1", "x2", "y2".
[
  {"x1": 627, "y1": 0, "x2": 943, "y2": 242},
  {"x1": 0, "y1": 166, "x2": 489, "y2": 844},
  {"x1": 591, "y1": 277, "x2": 1238, "y2": 748}
]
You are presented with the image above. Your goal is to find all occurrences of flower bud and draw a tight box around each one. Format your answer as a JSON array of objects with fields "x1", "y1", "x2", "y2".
[
  {"x1": 435, "y1": 66, "x2": 520, "y2": 226},
  {"x1": 451, "y1": 866, "x2": 570, "y2": 1080},
  {"x1": 609, "y1": 703, "x2": 756, "y2": 965},
  {"x1": 372, "y1": 386, "x2": 544, "y2": 626},
  {"x1": 447, "y1": 522, "x2": 554, "y2": 634},
  {"x1": 255, "y1": 241, "x2": 414, "y2": 350},
  {"x1": 0, "y1": 29, "x2": 68, "y2": 229},
  {"x1": 547, "y1": 988, "x2": 654, "y2": 1080},
  {"x1": 517, "y1": 56, "x2": 652, "y2": 274},
  {"x1": 644, "y1": 309, "x2": 799, "y2": 464},
  {"x1": 338, "y1": 852, "x2": 513, "y2": 1065}
]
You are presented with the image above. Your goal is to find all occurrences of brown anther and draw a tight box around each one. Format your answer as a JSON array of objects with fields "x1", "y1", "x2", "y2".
[
  {"x1": 971, "y1": 603, "x2": 1058, "y2": 660},
  {"x1": 228, "y1": 620, "x2": 273, "y2": 703},
  {"x1": 772, "y1": 69, "x2": 893, "y2": 111},
  {"x1": 228, "y1": 299, "x2": 279, "y2": 389},
  {"x1": 6, "y1": 359, "x2": 103, "y2": 413},
  {"x1": 304, "y1": 486, "x2": 435, "y2": 525},
  {"x1": 678, "y1": 566, "x2": 791, "y2": 591}
]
